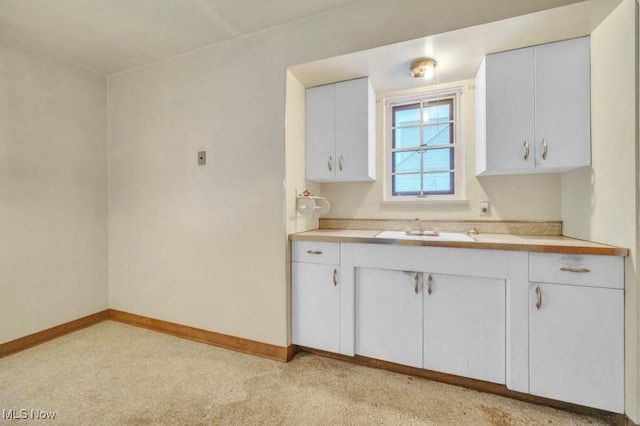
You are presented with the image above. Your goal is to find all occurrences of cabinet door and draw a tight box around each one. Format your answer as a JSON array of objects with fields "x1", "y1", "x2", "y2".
[
  {"x1": 534, "y1": 37, "x2": 590, "y2": 170},
  {"x1": 291, "y1": 262, "x2": 340, "y2": 353},
  {"x1": 529, "y1": 283, "x2": 623, "y2": 412},
  {"x1": 335, "y1": 78, "x2": 374, "y2": 181},
  {"x1": 485, "y1": 47, "x2": 535, "y2": 172},
  {"x1": 423, "y1": 274, "x2": 505, "y2": 383},
  {"x1": 305, "y1": 84, "x2": 335, "y2": 181},
  {"x1": 355, "y1": 268, "x2": 422, "y2": 368}
]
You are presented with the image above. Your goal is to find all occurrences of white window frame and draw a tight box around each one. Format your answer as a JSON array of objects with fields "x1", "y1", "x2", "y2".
[{"x1": 383, "y1": 86, "x2": 466, "y2": 203}]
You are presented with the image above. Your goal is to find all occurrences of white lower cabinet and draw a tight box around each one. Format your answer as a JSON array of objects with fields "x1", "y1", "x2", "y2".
[
  {"x1": 528, "y1": 253, "x2": 624, "y2": 413},
  {"x1": 291, "y1": 241, "x2": 625, "y2": 413},
  {"x1": 529, "y1": 283, "x2": 623, "y2": 412},
  {"x1": 291, "y1": 242, "x2": 340, "y2": 353},
  {"x1": 423, "y1": 274, "x2": 505, "y2": 383},
  {"x1": 355, "y1": 268, "x2": 423, "y2": 368},
  {"x1": 353, "y1": 245, "x2": 508, "y2": 380},
  {"x1": 528, "y1": 254, "x2": 624, "y2": 413}
]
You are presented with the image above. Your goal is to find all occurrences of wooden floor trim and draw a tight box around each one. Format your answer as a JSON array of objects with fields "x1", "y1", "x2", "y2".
[
  {"x1": 2, "y1": 314, "x2": 635, "y2": 423},
  {"x1": 298, "y1": 347, "x2": 627, "y2": 426},
  {"x1": 109, "y1": 309, "x2": 292, "y2": 362},
  {"x1": 0, "y1": 310, "x2": 110, "y2": 358},
  {"x1": 286, "y1": 343, "x2": 298, "y2": 362}
]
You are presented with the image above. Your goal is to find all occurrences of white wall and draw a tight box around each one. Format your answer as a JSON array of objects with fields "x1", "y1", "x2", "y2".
[
  {"x1": 560, "y1": 0, "x2": 638, "y2": 420},
  {"x1": 285, "y1": 71, "x2": 322, "y2": 234},
  {"x1": 284, "y1": 71, "x2": 323, "y2": 341},
  {"x1": 108, "y1": 32, "x2": 290, "y2": 345},
  {"x1": 321, "y1": 81, "x2": 562, "y2": 220},
  {"x1": 107, "y1": 0, "x2": 596, "y2": 348},
  {"x1": 0, "y1": 34, "x2": 108, "y2": 343}
]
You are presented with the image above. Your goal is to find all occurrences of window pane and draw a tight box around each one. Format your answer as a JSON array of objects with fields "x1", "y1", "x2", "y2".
[
  {"x1": 423, "y1": 172, "x2": 454, "y2": 194},
  {"x1": 393, "y1": 104, "x2": 420, "y2": 127},
  {"x1": 393, "y1": 150, "x2": 421, "y2": 173},
  {"x1": 423, "y1": 147, "x2": 453, "y2": 171},
  {"x1": 423, "y1": 123, "x2": 452, "y2": 146},
  {"x1": 388, "y1": 93, "x2": 458, "y2": 198},
  {"x1": 393, "y1": 173, "x2": 421, "y2": 195},
  {"x1": 423, "y1": 100, "x2": 452, "y2": 124},
  {"x1": 393, "y1": 127, "x2": 420, "y2": 149}
]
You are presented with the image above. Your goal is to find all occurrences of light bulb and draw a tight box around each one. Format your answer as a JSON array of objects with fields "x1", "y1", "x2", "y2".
[{"x1": 424, "y1": 64, "x2": 435, "y2": 80}]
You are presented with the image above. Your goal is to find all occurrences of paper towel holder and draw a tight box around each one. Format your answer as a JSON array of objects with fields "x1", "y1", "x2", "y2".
[{"x1": 296, "y1": 195, "x2": 330, "y2": 217}]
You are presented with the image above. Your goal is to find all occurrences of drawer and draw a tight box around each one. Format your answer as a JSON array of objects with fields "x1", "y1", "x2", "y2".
[
  {"x1": 292, "y1": 241, "x2": 340, "y2": 265},
  {"x1": 351, "y1": 243, "x2": 509, "y2": 279},
  {"x1": 530, "y1": 253, "x2": 623, "y2": 289}
]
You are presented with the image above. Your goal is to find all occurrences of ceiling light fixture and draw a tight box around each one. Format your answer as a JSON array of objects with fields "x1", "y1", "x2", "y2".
[{"x1": 410, "y1": 58, "x2": 437, "y2": 80}]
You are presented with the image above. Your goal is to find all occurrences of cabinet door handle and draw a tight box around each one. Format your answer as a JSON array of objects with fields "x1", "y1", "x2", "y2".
[
  {"x1": 328, "y1": 156, "x2": 333, "y2": 171},
  {"x1": 560, "y1": 267, "x2": 591, "y2": 273},
  {"x1": 535, "y1": 286, "x2": 542, "y2": 310},
  {"x1": 542, "y1": 139, "x2": 548, "y2": 160},
  {"x1": 523, "y1": 140, "x2": 530, "y2": 161},
  {"x1": 306, "y1": 250, "x2": 323, "y2": 255},
  {"x1": 427, "y1": 274, "x2": 433, "y2": 295},
  {"x1": 414, "y1": 272, "x2": 420, "y2": 294},
  {"x1": 338, "y1": 155, "x2": 343, "y2": 171},
  {"x1": 333, "y1": 268, "x2": 338, "y2": 286}
]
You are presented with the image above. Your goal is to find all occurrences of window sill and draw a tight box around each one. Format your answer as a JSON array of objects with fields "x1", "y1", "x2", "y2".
[{"x1": 381, "y1": 198, "x2": 469, "y2": 205}]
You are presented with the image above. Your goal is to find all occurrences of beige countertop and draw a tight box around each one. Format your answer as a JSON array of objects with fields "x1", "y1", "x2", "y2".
[{"x1": 289, "y1": 229, "x2": 628, "y2": 256}]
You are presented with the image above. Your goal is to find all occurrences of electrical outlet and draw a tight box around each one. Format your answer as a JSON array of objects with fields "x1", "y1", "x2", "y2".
[
  {"x1": 480, "y1": 201, "x2": 490, "y2": 216},
  {"x1": 198, "y1": 151, "x2": 206, "y2": 165}
]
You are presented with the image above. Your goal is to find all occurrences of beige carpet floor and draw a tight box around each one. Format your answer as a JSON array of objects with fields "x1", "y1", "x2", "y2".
[{"x1": 0, "y1": 321, "x2": 610, "y2": 425}]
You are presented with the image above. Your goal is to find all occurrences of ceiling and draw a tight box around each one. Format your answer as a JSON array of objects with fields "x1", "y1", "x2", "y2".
[
  {"x1": 289, "y1": 0, "x2": 621, "y2": 93},
  {"x1": 0, "y1": 0, "x2": 621, "y2": 82},
  {"x1": 0, "y1": 0, "x2": 368, "y2": 75}
]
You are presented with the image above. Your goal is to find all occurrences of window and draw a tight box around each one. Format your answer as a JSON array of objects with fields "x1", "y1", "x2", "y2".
[{"x1": 384, "y1": 87, "x2": 464, "y2": 202}]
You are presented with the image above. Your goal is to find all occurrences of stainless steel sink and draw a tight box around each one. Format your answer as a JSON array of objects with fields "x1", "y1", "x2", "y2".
[{"x1": 375, "y1": 230, "x2": 476, "y2": 242}]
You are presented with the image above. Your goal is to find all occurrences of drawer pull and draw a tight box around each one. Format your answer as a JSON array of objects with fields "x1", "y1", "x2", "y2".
[
  {"x1": 560, "y1": 267, "x2": 591, "y2": 273},
  {"x1": 541, "y1": 138, "x2": 548, "y2": 160},
  {"x1": 535, "y1": 286, "x2": 542, "y2": 310},
  {"x1": 328, "y1": 156, "x2": 333, "y2": 172},
  {"x1": 306, "y1": 250, "x2": 323, "y2": 255},
  {"x1": 427, "y1": 274, "x2": 433, "y2": 296},
  {"x1": 523, "y1": 140, "x2": 530, "y2": 161},
  {"x1": 333, "y1": 269, "x2": 338, "y2": 286},
  {"x1": 414, "y1": 272, "x2": 420, "y2": 294}
]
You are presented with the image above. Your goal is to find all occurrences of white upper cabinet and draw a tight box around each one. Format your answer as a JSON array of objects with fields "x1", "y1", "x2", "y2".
[
  {"x1": 305, "y1": 84, "x2": 336, "y2": 182},
  {"x1": 305, "y1": 78, "x2": 376, "y2": 182},
  {"x1": 476, "y1": 37, "x2": 591, "y2": 175},
  {"x1": 477, "y1": 46, "x2": 536, "y2": 173}
]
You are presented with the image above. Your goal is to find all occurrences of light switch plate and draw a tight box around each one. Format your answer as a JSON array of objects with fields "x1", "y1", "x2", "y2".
[
  {"x1": 198, "y1": 151, "x2": 206, "y2": 165},
  {"x1": 480, "y1": 201, "x2": 490, "y2": 216}
]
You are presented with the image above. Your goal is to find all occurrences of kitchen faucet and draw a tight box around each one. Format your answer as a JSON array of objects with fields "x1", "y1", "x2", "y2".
[{"x1": 406, "y1": 218, "x2": 439, "y2": 236}]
